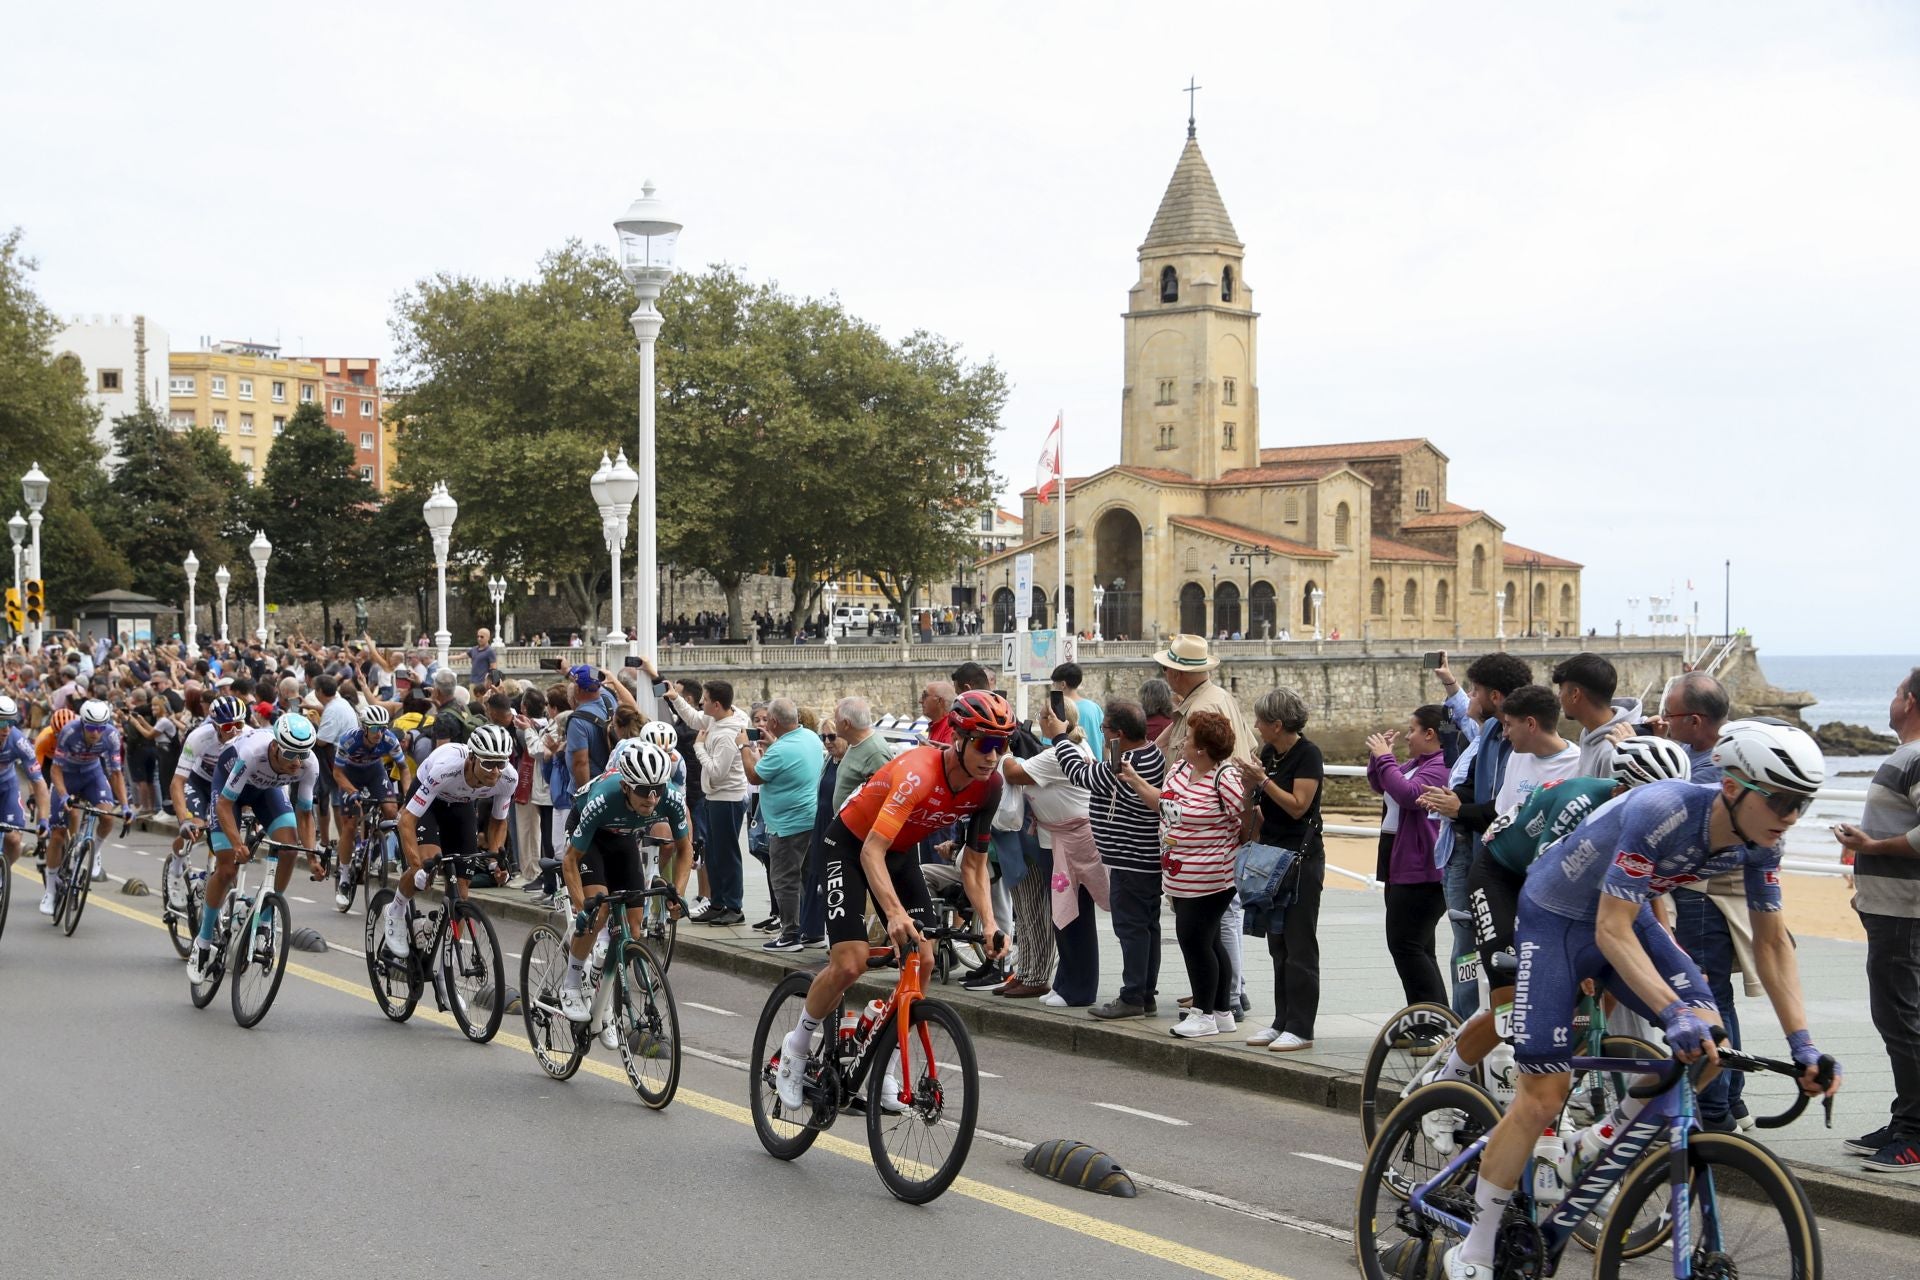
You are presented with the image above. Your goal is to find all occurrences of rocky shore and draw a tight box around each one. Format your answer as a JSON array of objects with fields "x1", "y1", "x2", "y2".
[{"x1": 1811, "y1": 721, "x2": 1899, "y2": 757}]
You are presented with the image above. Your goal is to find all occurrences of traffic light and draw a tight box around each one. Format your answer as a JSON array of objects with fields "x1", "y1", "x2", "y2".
[
  {"x1": 23, "y1": 578, "x2": 44, "y2": 624},
  {"x1": 3, "y1": 587, "x2": 21, "y2": 634}
]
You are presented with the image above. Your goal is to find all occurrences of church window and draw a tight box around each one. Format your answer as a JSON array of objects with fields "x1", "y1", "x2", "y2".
[
  {"x1": 1040, "y1": 507, "x2": 1055, "y2": 534},
  {"x1": 1333, "y1": 502, "x2": 1351, "y2": 548},
  {"x1": 1221, "y1": 265, "x2": 1235, "y2": 303},
  {"x1": 1184, "y1": 547, "x2": 1200, "y2": 572},
  {"x1": 1370, "y1": 578, "x2": 1386, "y2": 617},
  {"x1": 1301, "y1": 580, "x2": 1318, "y2": 627},
  {"x1": 1403, "y1": 578, "x2": 1420, "y2": 617},
  {"x1": 1435, "y1": 579, "x2": 1450, "y2": 617},
  {"x1": 1560, "y1": 584, "x2": 1575, "y2": 626},
  {"x1": 1157, "y1": 424, "x2": 1175, "y2": 450},
  {"x1": 1504, "y1": 583, "x2": 1518, "y2": 618},
  {"x1": 1471, "y1": 545, "x2": 1486, "y2": 590},
  {"x1": 1415, "y1": 487, "x2": 1432, "y2": 512},
  {"x1": 1159, "y1": 266, "x2": 1178, "y2": 303},
  {"x1": 1221, "y1": 422, "x2": 1236, "y2": 450},
  {"x1": 1157, "y1": 379, "x2": 1175, "y2": 405},
  {"x1": 1283, "y1": 493, "x2": 1300, "y2": 524},
  {"x1": 1223, "y1": 377, "x2": 1236, "y2": 406}
]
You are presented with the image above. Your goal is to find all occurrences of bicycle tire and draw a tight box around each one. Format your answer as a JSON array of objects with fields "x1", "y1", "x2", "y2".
[
  {"x1": 519, "y1": 924, "x2": 587, "y2": 1079},
  {"x1": 1568, "y1": 1035, "x2": 1670, "y2": 1257},
  {"x1": 444, "y1": 900, "x2": 505, "y2": 1044},
  {"x1": 60, "y1": 836, "x2": 94, "y2": 937},
  {"x1": 1360, "y1": 1001, "x2": 1462, "y2": 1144},
  {"x1": 617, "y1": 942, "x2": 680, "y2": 1108},
  {"x1": 0, "y1": 852, "x2": 10, "y2": 943},
  {"x1": 1352, "y1": 1079, "x2": 1503, "y2": 1280},
  {"x1": 230, "y1": 892, "x2": 291, "y2": 1028},
  {"x1": 363, "y1": 889, "x2": 422, "y2": 1022},
  {"x1": 749, "y1": 971, "x2": 824, "y2": 1161},
  {"x1": 640, "y1": 895, "x2": 676, "y2": 972},
  {"x1": 165, "y1": 854, "x2": 204, "y2": 959},
  {"x1": 1592, "y1": 1131, "x2": 1820, "y2": 1280},
  {"x1": 867, "y1": 998, "x2": 979, "y2": 1204}
]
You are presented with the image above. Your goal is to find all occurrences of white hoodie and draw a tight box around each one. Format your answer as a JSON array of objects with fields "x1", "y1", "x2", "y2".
[{"x1": 1576, "y1": 697, "x2": 1642, "y2": 779}]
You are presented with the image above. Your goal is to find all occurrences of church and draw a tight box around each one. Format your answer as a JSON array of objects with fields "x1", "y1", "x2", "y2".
[{"x1": 977, "y1": 128, "x2": 1582, "y2": 645}]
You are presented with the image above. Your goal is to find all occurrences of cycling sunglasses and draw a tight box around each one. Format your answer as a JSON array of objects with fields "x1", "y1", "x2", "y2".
[
  {"x1": 1731, "y1": 775, "x2": 1814, "y2": 819},
  {"x1": 622, "y1": 783, "x2": 666, "y2": 801},
  {"x1": 968, "y1": 736, "x2": 1009, "y2": 756},
  {"x1": 470, "y1": 755, "x2": 508, "y2": 771}
]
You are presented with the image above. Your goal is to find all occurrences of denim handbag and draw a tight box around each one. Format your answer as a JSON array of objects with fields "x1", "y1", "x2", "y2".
[{"x1": 1233, "y1": 841, "x2": 1299, "y2": 909}]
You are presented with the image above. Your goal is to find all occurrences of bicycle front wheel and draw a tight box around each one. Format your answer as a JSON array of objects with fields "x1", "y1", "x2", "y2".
[
  {"x1": 1569, "y1": 1036, "x2": 1671, "y2": 1257},
  {"x1": 363, "y1": 889, "x2": 421, "y2": 1022},
  {"x1": 1360, "y1": 1001, "x2": 1462, "y2": 1144},
  {"x1": 1352, "y1": 1079, "x2": 1501, "y2": 1280},
  {"x1": 616, "y1": 943, "x2": 680, "y2": 1108},
  {"x1": 1592, "y1": 1131, "x2": 1819, "y2": 1279},
  {"x1": 749, "y1": 971, "x2": 825, "y2": 1160},
  {"x1": 867, "y1": 998, "x2": 978, "y2": 1204},
  {"x1": 60, "y1": 838, "x2": 94, "y2": 937},
  {"x1": 443, "y1": 900, "x2": 505, "y2": 1043},
  {"x1": 0, "y1": 852, "x2": 10, "y2": 942},
  {"x1": 519, "y1": 924, "x2": 586, "y2": 1080},
  {"x1": 230, "y1": 892, "x2": 292, "y2": 1028}
]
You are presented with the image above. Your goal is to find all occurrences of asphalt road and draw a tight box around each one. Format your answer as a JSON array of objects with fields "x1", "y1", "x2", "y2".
[{"x1": 2, "y1": 828, "x2": 1912, "y2": 1280}]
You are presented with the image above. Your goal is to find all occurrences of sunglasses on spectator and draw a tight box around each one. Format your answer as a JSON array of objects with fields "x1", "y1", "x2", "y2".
[
  {"x1": 820, "y1": 733, "x2": 837, "y2": 742},
  {"x1": 1731, "y1": 775, "x2": 1813, "y2": 818}
]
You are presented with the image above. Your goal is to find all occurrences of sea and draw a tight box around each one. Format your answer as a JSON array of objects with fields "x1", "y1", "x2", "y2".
[{"x1": 1755, "y1": 654, "x2": 1911, "y2": 865}]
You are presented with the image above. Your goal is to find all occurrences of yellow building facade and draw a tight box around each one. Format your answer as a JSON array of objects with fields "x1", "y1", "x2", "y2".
[{"x1": 167, "y1": 344, "x2": 323, "y2": 482}]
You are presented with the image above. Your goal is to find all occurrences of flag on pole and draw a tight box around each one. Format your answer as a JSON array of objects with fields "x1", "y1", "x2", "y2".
[{"x1": 1035, "y1": 414, "x2": 1062, "y2": 504}]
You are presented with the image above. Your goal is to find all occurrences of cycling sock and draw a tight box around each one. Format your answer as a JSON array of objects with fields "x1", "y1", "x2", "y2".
[
  {"x1": 196, "y1": 909, "x2": 219, "y2": 943},
  {"x1": 563, "y1": 956, "x2": 583, "y2": 988},
  {"x1": 1458, "y1": 1177, "x2": 1513, "y2": 1264},
  {"x1": 1440, "y1": 1047, "x2": 1476, "y2": 1082},
  {"x1": 787, "y1": 1010, "x2": 822, "y2": 1052}
]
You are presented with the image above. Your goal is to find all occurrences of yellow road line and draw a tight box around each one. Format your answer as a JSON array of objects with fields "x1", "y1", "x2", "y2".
[{"x1": 17, "y1": 868, "x2": 1297, "y2": 1280}]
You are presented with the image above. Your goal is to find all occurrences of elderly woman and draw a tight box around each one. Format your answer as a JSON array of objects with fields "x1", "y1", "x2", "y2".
[
  {"x1": 1235, "y1": 688, "x2": 1325, "y2": 1051},
  {"x1": 1366, "y1": 704, "x2": 1453, "y2": 1007},
  {"x1": 1139, "y1": 678, "x2": 1176, "y2": 743},
  {"x1": 1120, "y1": 708, "x2": 1246, "y2": 1039}
]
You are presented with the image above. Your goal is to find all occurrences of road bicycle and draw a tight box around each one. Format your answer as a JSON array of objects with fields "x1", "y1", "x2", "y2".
[
  {"x1": 364, "y1": 852, "x2": 507, "y2": 1044},
  {"x1": 1353, "y1": 1038, "x2": 1834, "y2": 1280},
  {"x1": 189, "y1": 821, "x2": 326, "y2": 1028},
  {"x1": 749, "y1": 917, "x2": 1003, "y2": 1204},
  {"x1": 0, "y1": 816, "x2": 44, "y2": 943},
  {"x1": 333, "y1": 791, "x2": 398, "y2": 914},
  {"x1": 518, "y1": 865, "x2": 682, "y2": 1108},
  {"x1": 635, "y1": 839, "x2": 677, "y2": 971},
  {"x1": 46, "y1": 800, "x2": 129, "y2": 938},
  {"x1": 161, "y1": 822, "x2": 217, "y2": 959}
]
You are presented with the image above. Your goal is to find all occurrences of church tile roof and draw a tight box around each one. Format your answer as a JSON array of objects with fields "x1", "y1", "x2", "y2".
[
  {"x1": 1214, "y1": 463, "x2": 1336, "y2": 485},
  {"x1": 1169, "y1": 515, "x2": 1335, "y2": 560},
  {"x1": 1259, "y1": 437, "x2": 1439, "y2": 466},
  {"x1": 1401, "y1": 506, "x2": 1500, "y2": 531},
  {"x1": 1371, "y1": 535, "x2": 1454, "y2": 564},
  {"x1": 1142, "y1": 137, "x2": 1242, "y2": 249},
  {"x1": 1502, "y1": 541, "x2": 1584, "y2": 570}
]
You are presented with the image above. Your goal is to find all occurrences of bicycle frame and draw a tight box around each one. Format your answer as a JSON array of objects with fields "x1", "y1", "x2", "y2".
[{"x1": 828, "y1": 942, "x2": 939, "y2": 1114}]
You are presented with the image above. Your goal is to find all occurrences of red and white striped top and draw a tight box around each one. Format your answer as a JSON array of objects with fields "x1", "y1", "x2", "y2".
[{"x1": 1158, "y1": 760, "x2": 1247, "y2": 898}]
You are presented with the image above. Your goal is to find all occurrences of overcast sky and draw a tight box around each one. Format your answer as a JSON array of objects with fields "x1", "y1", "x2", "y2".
[{"x1": 9, "y1": 2, "x2": 1915, "y2": 655}]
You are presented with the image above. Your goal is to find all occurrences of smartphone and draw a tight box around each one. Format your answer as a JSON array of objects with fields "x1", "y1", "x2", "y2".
[
  {"x1": 623, "y1": 655, "x2": 645, "y2": 668},
  {"x1": 1048, "y1": 689, "x2": 1068, "y2": 720},
  {"x1": 1632, "y1": 721, "x2": 1657, "y2": 735},
  {"x1": 538, "y1": 657, "x2": 563, "y2": 671},
  {"x1": 1422, "y1": 651, "x2": 1445, "y2": 669},
  {"x1": 745, "y1": 727, "x2": 765, "y2": 744},
  {"x1": 652, "y1": 679, "x2": 670, "y2": 697}
]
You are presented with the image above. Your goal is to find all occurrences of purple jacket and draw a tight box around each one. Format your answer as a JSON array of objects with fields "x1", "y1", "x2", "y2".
[{"x1": 1367, "y1": 749, "x2": 1449, "y2": 885}]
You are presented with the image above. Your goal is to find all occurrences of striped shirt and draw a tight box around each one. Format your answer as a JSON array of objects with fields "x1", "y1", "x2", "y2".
[
  {"x1": 1856, "y1": 738, "x2": 1920, "y2": 918},
  {"x1": 1158, "y1": 760, "x2": 1246, "y2": 898},
  {"x1": 1054, "y1": 739, "x2": 1165, "y2": 874}
]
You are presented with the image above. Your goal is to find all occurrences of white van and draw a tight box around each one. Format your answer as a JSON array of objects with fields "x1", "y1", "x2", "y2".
[{"x1": 831, "y1": 604, "x2": 873, "y2": 636}]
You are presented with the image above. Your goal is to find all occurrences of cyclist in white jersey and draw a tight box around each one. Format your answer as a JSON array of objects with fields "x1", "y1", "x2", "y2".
[
  {"x1": 380, "y1": 726, "x2": 517, "y2": 959},
  {"x1": 164, "y1": 695, "x2": 248, "y2": 912}
]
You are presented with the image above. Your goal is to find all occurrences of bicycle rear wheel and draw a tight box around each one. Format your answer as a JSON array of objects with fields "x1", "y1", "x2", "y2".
[
  {"x1": 165, "y1": 858, "x2": 205, "y2": 959},
  {"x1": 1352, "y1": 1079, "x2": 1502, "y2": 1280},
  {"x1": 363, "y1": 889, "x2": 422, "y2": 1022},
  {"x1": 1361, "y1": 1001, "x2": 1462, "y2": 1144},
  {"x1": 749, "y1": 971, "x2": 825, "y2": 1160},
  {"x1": 1592, "y1": 1131, "x2": 1819, "y2": 1279},
  {"x1": 616, "y1": 943, "x2": 680, "y2": 1108},
  {"x1": 640, "y1": 895, "x2": 676, "y2": 972},
  {"x1": 230, "y1": 892, "x2": 292, "y2": 1028},
  {"x1": 60, "y1": 837, "x2": 94, "y2": 937},
  {"x1": 444, "y1": 899, "x2": 505, "y2": 1043},
  {"x1": 0, "y1": 853, "x2": 10, "y2": 942},
  {"x1": 519, "y1": 924, "x2": 586, "y2": 1079},
  {"x1": 867, "y1": 998, "x2": 978, "y2": 1204}
]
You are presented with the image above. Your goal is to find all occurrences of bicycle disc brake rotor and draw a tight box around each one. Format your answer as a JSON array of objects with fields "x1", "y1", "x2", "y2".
[
  {"x1": 1692, "y1": 1252, "x2": 1737, "y2": 1280},
  {"x1": 911, "y1": 1071, "x2": 944, "y2": 1123}
]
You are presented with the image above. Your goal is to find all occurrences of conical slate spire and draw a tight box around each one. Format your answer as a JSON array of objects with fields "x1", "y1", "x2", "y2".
[{"x1": 1141, "y1": 135, "x2": 1241, "y2": 250}]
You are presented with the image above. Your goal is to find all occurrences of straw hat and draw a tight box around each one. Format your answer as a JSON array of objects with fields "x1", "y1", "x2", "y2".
[{"x1": 1152, "y1": 633, "x2": 1219, "y2": 672}]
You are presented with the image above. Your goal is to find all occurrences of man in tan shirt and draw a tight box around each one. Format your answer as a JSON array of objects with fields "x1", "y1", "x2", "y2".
[{"x1": 1153, "y1": 634, "x2": 1252, "y2": 759}]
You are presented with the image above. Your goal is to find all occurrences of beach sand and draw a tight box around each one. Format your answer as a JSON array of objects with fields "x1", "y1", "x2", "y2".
[{"x1": 1320, "y1": 814, "x2": 1865, "y2": 944}]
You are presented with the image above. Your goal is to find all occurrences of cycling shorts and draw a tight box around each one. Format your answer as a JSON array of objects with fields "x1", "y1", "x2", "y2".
[
  {"x1": 0, "y1": 786, "x2": 26, "y2": 831},
  {"x1": 820, "y1": 816, "x2": 932, "y2": 948},
  {"x1": 181, "y1": 774, "x2": 215, "y2": 822},
  {"x1": 51, "y1": 764, "x2": 113, "y2": 823},
  {"x1": 1508, "y1": 895, "x2": 1717, "y2": 1075},
  {"x1": 335, "y1": 762, "x2": 394, "y2": 805},
  {"x1": 209, "y1": 784, "x2": 296, "y2": 853},
  {"x1": 416, "y1": 798, "x2": 480, "y2": 857},
  {"x1": 570, "y1": 826, "x2": 644, "y2": 893},
  {"x1": 1467, "y1": 849, "x2": 1525, "y2": 986}
]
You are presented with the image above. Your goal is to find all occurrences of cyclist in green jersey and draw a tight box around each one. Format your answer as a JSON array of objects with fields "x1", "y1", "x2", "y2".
[{"x1": 559, "y1": 740, "x2": 691, "y2": 1019}]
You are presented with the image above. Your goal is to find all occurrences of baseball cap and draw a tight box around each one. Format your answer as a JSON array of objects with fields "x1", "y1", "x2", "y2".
[{"x1": 569, "y1": 664, "x2": 601, "y2": 694}]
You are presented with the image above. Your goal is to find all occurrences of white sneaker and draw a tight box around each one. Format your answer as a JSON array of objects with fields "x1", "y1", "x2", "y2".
[
  {"x1": 91, "y1": 854, "x2": 106, "y2": 881},
  {"x1": 187, "y1": 940, "x2": 215, "y2": 985},
  {"x1": 334, "y1": 884, "x2": 353, "y2": 910},
  {"x1": 1171, "y1": 1011, "x2": 1219, "y2": 1038},
  {"x1": 39, "y1": 887, "x2": 56, "y2": 916},
  {"x1": 1214, "y1": 1009, "x2": 1238, "y2": 1033},
  {"x1": 775, "y1": 1035, "x2": 809, "y2": 1112},
  {"x1": 381, "y1": 905, "x2": 412, "y2": 958},
  {"x1": 559, "y1": 983, "x2": 592, "y2": 1023},
  {"x1": 877, "y1": 1070, "x2": 905, "y2": 1114},
  {"x1": 1246, "y1": 1027, "x2": 1281, "y2": 1047},
  {"x1": 165, "y1": 861, "x2": 188, "y2": 910},
  {"x1": 600, "y1": 1020, "x2": 621, "y2": 1051},
  {"x1": 1270, "y1": 1032, "x2": 1313, "y2": 1052},
  {"x1": 1038, "y1": 991, "x2": 1068, "y2": 1008},
  {"x1": 1421, "y1": 1107, "x2": 1469, "y2": 1156},
  {"x1": 1442, "y1": 1245, "x2": 1495, "y2": 1278}
]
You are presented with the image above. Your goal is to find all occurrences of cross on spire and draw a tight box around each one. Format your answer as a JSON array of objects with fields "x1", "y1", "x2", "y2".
[{"x1": 1184, "y1": 76, "x2": 1202, "y2": 139}]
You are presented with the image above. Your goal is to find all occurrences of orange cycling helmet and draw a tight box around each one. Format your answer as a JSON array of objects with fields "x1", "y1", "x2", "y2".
[
  {"x1": 948, "y1": 689, "x2": 1017, "y2": 738},
  {"x1": 51, "y1": 708, "x2": 77, "y2": 732}
]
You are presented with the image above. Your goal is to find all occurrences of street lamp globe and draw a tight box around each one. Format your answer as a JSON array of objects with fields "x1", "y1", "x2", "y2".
[
  {"x1": 589, "y1": 451, "x2": 614, "y2": 511},
  {"x1": 614, "y1": 182, "x2": 682, "y2": 285},
  {"x1": 422, "y1": 480, "x2": 458, "y2": 536},
  {"x1": 184, "y1": 550, "x2": 199, "y2": 579},
  {"x1": 21, "y1": 463, "x2": 49, "y2": 514},
  {"x1": 6, "y1": 511, "x2": 23, "y2": 549},
  {"x1": 215, "y1": 563, "x2": 231, "y2": 592},
  {"x1": 249, "y1": 529, "x2": 272, "y2": 569},
  {"x1": 603, "y1": 448, "x2": 640, "y2": 511}
]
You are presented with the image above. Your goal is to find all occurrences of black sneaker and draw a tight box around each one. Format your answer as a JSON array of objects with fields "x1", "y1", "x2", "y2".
[
  {"x1": 1845, "y1": 1125, "x2": 1894, "y2": 1155},
  {"x1": 752, "y1": 914, "x2": 782, "y2": 933},
  {"x1": 960, "y1": 964, "x2": 1009, "y2": 991},
  {"x1": 1861, "y1": 1136, "x2": 1920, "y2": 1176},
  {"x1": 762, "y1": 930, "x2": 803, "y2": 953},
  {"x1": 1089, "y1": 999, "x2": 1146, "y2": 1020},
  {"x1": 711, "y1": 908, "x2": 746, "y2": 926},
  {"x1": 688, "y1": 905, "x2": 724, "y2": 924}
]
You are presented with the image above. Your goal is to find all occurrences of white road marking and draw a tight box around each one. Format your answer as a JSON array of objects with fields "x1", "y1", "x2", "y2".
[
  {"x1": 505, "y1": 951, "x2": 522, "y2": 961},
  {"x1": 1093, "y1": 1102, "x2": 1190, "y2": 1126},
  {"x1": 685, "y1": 1045, "x2": 751, "y2": 1070},
  {"x1": 937, "y1": 1060, "x2": 999, "y2": 1078},
  {"x1": 292, "y1": 895, "x2": 316, "y2": 904},
  {"x1": 328, "y1": 941, "x2": 368, "y2": 958},
  {"x1": 685, "y1": 1001, "x2": 739, "y2": 1018},
  {"x1": 1293, "y1": 1151, "x2": 1365, "y2": 1172}
]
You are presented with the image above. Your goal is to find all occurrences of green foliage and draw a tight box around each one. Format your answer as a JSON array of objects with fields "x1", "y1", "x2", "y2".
[
  {"x1": 252, "y1": 401, "x2": 375, "y2": 630},
  {"x1": 0, "y1": 228, "x2": 129, "y2": 613},
  {"x1": 106, "y1": 405, "x2": 251, "y2": 604}
]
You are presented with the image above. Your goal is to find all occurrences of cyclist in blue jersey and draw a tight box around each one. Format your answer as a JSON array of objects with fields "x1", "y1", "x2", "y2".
[
  {"x1": 187, "y1": 717, "x2": 321, "y2": 983},
  {"x1": 1444, "y1": 720, "x2": 1843, "y2": 1279},
  {"x1": 0, "y1": 695, "x2": 51, "y2": 892},
  {"x1": 44, "y1": 700, "x2": 130, "y2": 909},
  {"x1": 163, "y1": 694, "x2": 248, "y2": 913},
  {"x1": 329, "y1": 704, "x2": 405, "y2": 909}
]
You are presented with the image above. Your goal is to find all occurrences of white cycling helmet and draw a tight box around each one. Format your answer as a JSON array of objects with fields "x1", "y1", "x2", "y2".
[
  {"x1": 272, "y1": 713, "x2": 317, "y2": 758},
  {"x1": 1711, "y1": 718, "x2": 1824, "y2": 797},
  {"x1": 637, "y1": 719, "x2": 678, "y2": 750},
  {"x1": 359, "y1": 704, "x2": 391, "y2": 729},
  {"x1": 79, "y1": 699, "x2": 113, "y2": 726},
  {"x1": 616, "y1": 740, "x2": 674, "y2": 789},
  {"x1": 466, "y1": 723, "x2": 515, "y2": 762},
  {"x1": 1611, "y1": 736, "x2": 1692, "y2": 788},
  {"x1": 0, "y1": 694, "x2": 17, "y2": 723}
]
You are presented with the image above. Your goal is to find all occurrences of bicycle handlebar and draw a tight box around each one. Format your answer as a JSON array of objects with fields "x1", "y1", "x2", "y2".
[
  {"x1": 66, "y1": 799, "x2": 132, "y2": 839},
  {"x1": 577, "y1": 883, "x2": 684, "y2": 919},
  {"x1": 1619, "y1": 1032, "x2": 1835, "y2": 1128}
]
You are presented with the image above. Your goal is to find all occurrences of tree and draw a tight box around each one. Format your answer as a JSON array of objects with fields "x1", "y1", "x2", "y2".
[
  {"x1": 251, "y1": 401, "x2": 376, "y2": 636},
  {"x1": 0, "y1": 227, "x2": 128, "y2": 614},
  {"x1": 106, "y1": 405, "x2": 250, "y2": 605}
]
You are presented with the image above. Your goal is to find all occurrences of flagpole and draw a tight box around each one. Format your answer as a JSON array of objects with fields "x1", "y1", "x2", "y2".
[{"x1": 1057, "y1": 410, "x2": 1068, "y2": 639}]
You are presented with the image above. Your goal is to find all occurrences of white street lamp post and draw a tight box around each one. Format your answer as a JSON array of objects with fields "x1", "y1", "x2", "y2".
[
  {"x1": 249, "y1": 530, "x2": 272, "y2": 644},
  {"x1": 22, "y1": 463, "x2": 49, "y2": 651},
  {"x1": 215, "y1": 563, "x2": 231, "y2": 643},
  {"x1": 1310, "y1": 587, "x2": 1325, "y2": 643},
  {"x1": 1092, "y1": 584, "x2": 1106, "y2": 642},
  {"x1": 591, "y1": 450, "x2": 640, "y2": 653},
  {"x1": 615, "y1": 182, "x2": 682, "y2": 664},
  {"x1": 184, "y1": 551, "x2": 199, "y2": 656},
  {"x1": 422, "y1": 482, "x2": 458, "y2": 668},
  {"x1": 487, "y1": 575, "x2": 507, "y2": 639},
  {"x1": 7, "y1": 512, "x2": 23, "y2": 642},
  {"x1": 1495, "y1": 589, "x2": 1507, "y2": 641},
  {"x1": 822, "y1": 582, "x2": 840, "y2": 648}
]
